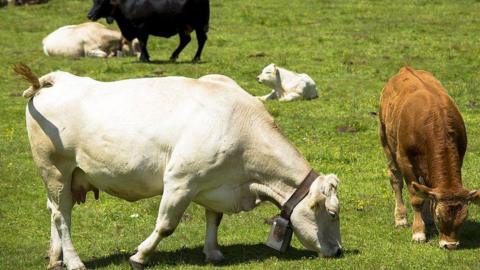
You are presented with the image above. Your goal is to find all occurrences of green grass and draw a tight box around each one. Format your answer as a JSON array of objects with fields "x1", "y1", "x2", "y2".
[{"x1": 1, "y1": 0, "x2": 480, "y2": 269}]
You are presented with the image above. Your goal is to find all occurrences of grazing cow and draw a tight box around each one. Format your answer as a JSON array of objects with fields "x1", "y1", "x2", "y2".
[
  {"x1": 256, "y1": 64, "x2": 318, "y2": 102},
  {"x1": 43, "y1": 22, "x2": 140, "y2": 58},
  {"x1": 15, "y1": 65, "x2": 341, "y2": 270},
  {"x1": 87, "y1": 0, "x2": 210, "y2": 63},
  {"x1": 379, "y1": 66, "x2": 480, "y2": 249}
]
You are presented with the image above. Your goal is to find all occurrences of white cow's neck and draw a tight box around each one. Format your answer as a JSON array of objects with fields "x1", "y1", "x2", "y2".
[{"x1": 243, "y1": 120, "x2": 311, "y2": 208}]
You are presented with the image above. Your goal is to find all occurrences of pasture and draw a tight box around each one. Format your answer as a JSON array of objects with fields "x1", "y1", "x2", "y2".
[{"x1": 1, "y1": 0, "x2": 480, "y2": 269}]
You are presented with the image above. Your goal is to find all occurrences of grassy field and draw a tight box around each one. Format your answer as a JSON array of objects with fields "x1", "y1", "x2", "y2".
[{"x1": 1, "y1": 0, "x2": 480, "y2": 269}]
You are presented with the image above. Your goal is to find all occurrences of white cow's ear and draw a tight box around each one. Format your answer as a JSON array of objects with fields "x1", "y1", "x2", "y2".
[{"x1": 308, "y1": 192, "x2": 324, "y2": 210}]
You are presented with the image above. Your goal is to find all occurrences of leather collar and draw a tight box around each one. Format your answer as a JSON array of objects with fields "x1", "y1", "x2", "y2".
[{"x1": 280, "y1": 170, "x2": 319, "y2": 220}]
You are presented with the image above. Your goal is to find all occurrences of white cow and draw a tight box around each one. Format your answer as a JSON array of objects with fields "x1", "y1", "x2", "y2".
[
  {"x1": 256, "y1": 64, "x2": 318, "y2": 101},
  {"x1": 42, "y1": 22, "x2": 140, "y2": 58},
  {"x1": 16, "y1": 65, "x2": 341, "y2": 270}
]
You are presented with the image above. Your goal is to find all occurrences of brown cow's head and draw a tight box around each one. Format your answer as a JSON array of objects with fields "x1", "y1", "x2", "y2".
[
  {"x1": 87, "y1": 0, "x2": 118, "y2": 24},
  {"x1": 413, "y1": 182, "x2": 480, "y2": 249}
]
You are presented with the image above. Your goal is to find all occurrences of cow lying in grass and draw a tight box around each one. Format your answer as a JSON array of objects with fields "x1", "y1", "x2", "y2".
[
  {"x1": 379, "y1": 66, "x2": 480, "y2": 249},
  {"x1": 16, "y1": 65, "x2": 341, "y2": 270},
  {"x1": 42, "y1": 22, "x2": 140, "y2": 58},
  {"x1": 256, "y1": 64, "x2": 318, "y2": 102}
]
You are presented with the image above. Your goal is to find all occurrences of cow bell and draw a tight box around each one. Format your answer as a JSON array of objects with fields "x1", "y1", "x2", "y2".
[{"x1": 266, "y1": 216, "x2": 293, "y2": 252}]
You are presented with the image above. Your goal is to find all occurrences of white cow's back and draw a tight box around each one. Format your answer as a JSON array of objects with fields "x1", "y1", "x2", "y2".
[{"x1": 27, "y1": 73, "x2": 267, "y2": 202}]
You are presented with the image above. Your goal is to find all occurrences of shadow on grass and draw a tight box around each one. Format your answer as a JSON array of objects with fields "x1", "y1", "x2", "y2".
[
  {"x1": 423, "y1": 219, "x2": 480, "y2": 250},
  {"x1": 460, "y1": 220, "x2": 480, "y2": 249},
  {"x1": 129, "y1": 59, "x2": 206, "y2": 65},
  {"x1": 85, "y1": 244, "x2": 360, "y2": 268}
]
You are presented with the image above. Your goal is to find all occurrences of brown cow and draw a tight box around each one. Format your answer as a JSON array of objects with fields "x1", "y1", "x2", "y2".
[{"x1": 379, "y1": 66, "x2": 480, "y2": 249}]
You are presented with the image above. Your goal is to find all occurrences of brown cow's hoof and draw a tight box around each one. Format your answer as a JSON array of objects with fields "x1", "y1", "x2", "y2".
[
  {"x1": 129, "y1": 259, "x2": 145, "y2": 270},
  {"x1": 394, "y1": 219, "x2": 409, "y2": 228},
  {"x1": 412, "y1": 232, "x2": 427, "y2": 243}
]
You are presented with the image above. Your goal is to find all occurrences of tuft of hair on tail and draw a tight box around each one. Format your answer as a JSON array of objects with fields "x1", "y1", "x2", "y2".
[{"x1": 13, "y1": 63, "x2": 41, "y2": 98}]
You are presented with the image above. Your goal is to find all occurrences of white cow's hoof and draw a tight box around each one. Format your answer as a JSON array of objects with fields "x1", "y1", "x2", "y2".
[
  {"x1": 129, "y1": 258, "x2": 145, "y2": 270},
  {"x1": 67, "y1": 261, "x2": 86, "y2": 270},
  {"x1": 412, "y1": 232, "x2": 426, "y2": 243},
  {"x1": 205, "y1": 250, "x2": 225, "y2": 265},
  {"x1": 47, "y1": 261, "x2": 63, "y2": 270},
  {"x1": 395, "y1": 218, "x2": 409, "y2": 228}
]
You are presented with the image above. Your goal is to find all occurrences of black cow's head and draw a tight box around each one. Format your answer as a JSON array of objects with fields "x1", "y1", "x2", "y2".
[{"x1": 87, "y1": 0, "x2": 117, "y2": 24}]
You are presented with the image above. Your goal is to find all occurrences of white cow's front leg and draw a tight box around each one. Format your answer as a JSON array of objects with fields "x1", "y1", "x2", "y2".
[
  {"x1": 279, "y1": 92, "x2": 301, "y2": 102},
  {"x1": 258, "y1": 90, "x2": 277, "y2": 101},
  {"x1": 203, "y1": 209, "x2": 224, "y2": 264},
  {"x1": 129, "y1": 185, "x2": 193, "y2": 268},
  {"x1": 47, "y1": 198, "x2": 63, "y2": 270}
]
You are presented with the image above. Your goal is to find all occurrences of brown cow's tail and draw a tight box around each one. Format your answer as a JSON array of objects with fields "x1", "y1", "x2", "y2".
[{"x1": 13, "y1": 64, "x2": 53, "y2": 98}]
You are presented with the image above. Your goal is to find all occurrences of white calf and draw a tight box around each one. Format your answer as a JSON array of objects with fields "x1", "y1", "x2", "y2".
[
  {"x1": 256, "y1": 63, "x2": 318, "y2": 101},
  {"x1": 16, "y1": 65, "x2": 341, "y2": 270}
]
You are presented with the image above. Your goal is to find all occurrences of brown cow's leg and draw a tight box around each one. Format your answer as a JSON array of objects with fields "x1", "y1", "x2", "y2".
[
  {"x1": 388, "y1": 168, "x2": 408, "y2": 227},
  {"x1": 397, "y1": 154, "x2": 427, "y2": 243},
  {"x1": 409, "y1": 194, "x2": 427, "y2": 243},
  {"x1": 380, "y1": 124, "x2": 407, "y2": 227}
]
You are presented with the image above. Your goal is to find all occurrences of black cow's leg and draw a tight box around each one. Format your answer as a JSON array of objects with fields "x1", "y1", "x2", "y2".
[
  {"x1": 138, "y1": 34, "x2": 150, "y2": 62},
  {"x1": 170, "y1": 32, "x2": 191, "y2": 62},
  {"x1": 193, "y1": 29, "x2": 207, "y2": 63}
]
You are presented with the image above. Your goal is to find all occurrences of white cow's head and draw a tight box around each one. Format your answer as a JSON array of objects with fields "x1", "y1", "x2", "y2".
[
  {"x1": 290, "y1": 174, "x2": 342, "y2": 257},
  {"x1": 256, "y1": 63, "x2": 278, "y2": 88}
]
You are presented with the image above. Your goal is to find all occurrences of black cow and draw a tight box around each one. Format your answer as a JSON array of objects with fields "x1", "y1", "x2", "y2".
[{"x1": 87, "y1": 0, "x2": 209, "y2": 63}]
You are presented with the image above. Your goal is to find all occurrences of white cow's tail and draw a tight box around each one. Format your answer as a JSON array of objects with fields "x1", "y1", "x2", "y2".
[{"x1": 13, "y1": 64, "x2": 45, "y2": 98}]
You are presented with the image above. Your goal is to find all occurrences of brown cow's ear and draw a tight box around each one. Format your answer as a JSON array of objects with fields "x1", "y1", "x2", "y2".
[
  {"x1": 412, "y1": 182, "x2": 437, "y2": 199},
  {"x1": 467, "y1": 190, "x2": 480, "y2": 205}
]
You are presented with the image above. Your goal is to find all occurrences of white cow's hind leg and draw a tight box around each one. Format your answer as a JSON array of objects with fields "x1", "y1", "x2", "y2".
[
  {"x1": 203, "y1": 209, "x2": 224, "y2": 264},
  {"x1": 129, "y1": 183, "x2": 193, "y2": 268},
  {"x1": 44, "y1": 167, "x2": 85, "y2": 270},
  {"x1": 47, "y1": 198, "x2": 63, "y2": 270}
]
